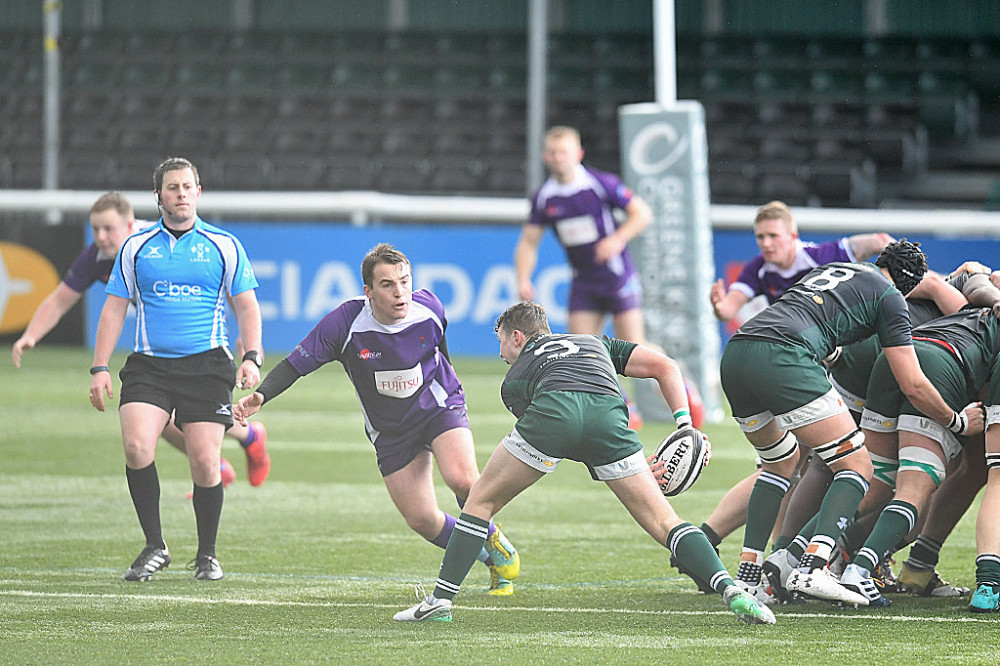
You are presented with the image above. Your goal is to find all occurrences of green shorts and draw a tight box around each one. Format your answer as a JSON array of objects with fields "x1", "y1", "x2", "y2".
[
  {"x1": 503, "y1": 391, "x2": 646, "y2": 481},
  {"x1": 861, "y1": 351, "x2": 903, "y2": 424},
  {"x1": 899, "y1": 341, "x2": 974, "y2": 417},
  {"x1": 721, "y1": 338, "x2": 834, "y2": 419}
]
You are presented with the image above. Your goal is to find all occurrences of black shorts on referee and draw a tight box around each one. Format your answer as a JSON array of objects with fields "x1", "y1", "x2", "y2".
[{"x1": 119, "y1": 347, "x2": 237, "y2": 428}]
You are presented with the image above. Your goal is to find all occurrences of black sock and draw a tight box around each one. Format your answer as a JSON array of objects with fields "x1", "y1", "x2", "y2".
[
  {"x1": 126, "y1": 462, "x2": 164, "y2": 550},
  {"x1": 192, "y1": 482, "x2": 224, "y2": 559},
  {"x1": 700, "y1": 523, "x2": 722, "y2": 548}
]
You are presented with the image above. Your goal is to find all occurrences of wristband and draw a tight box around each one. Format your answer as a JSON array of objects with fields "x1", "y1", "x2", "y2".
[
  {"x1": 946, "y1": 410, "x2": 967, "y2": 435},
  {"x1": 673, "y1": 408, "x2": 693, "y2": 429},
  {"x1": 90, "y1": 365, "x2": 109, "y2": 375}
]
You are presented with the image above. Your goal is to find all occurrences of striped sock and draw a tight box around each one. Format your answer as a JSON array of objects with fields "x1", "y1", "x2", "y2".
[
  {"x1": 668, "y1": 523, "x2": 733, "y2": 593},
  {"x1": 854, "y1": 500, "x2": 917, "y2": 572},
  {"x1": 433, "y1": 512, "x2": 489, "y2": 601}
]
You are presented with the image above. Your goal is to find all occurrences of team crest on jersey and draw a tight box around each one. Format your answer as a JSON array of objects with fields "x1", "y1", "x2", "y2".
[{"x1": 190, "y1": 243, "x2": 211, "y2": 262}]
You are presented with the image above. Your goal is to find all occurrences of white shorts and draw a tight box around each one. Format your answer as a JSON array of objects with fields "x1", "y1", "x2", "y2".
[{"x1": 733, "y1": 388, "x2": 848, "y2": 433}]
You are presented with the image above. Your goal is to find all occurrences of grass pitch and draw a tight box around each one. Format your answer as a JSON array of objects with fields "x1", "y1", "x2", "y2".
[{"x1": 2, "y1": 347, "x2": 999, "y2": 664}]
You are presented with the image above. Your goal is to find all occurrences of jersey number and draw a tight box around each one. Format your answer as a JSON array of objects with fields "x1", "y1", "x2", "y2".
[
  {"x1": 801, "y1": 266, "x2": 857, "y2": 291},
  {"x1": 533, "y1": 339, "x2": 581, "y2": 359}
]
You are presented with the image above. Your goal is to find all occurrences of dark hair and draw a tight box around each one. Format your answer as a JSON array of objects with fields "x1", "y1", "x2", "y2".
[
  {"x1": 153, "y1": 157, "x2": 200, "y2": 191},
  {"x1": 875, "y1": 238, "x2": 927, "y2": 296},
  {"x1": 361, "y1": 243, "x2": 410, "y2": 287},
  {"x1": 494, "y1": 301, "x2": 551, "y2": 337}
]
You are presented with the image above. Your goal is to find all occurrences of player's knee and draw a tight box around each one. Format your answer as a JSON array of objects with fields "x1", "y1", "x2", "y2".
[
  {"x1": 815, "y1": 428, "x2": 866, "y2": 468},
  {"x1": 754, "y1": 431, "x2": 799, "y2": 476},
  {"x1": 899, "y1": 446, "x2": 947, "y2": 487}
]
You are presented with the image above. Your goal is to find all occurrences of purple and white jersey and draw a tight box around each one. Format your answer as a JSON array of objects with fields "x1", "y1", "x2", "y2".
[
  {"x1": 62, "y1": 220, "x2": 155, "y2": 293},
  {"x1": 529, "y1": 164, "x2": 637, "y2": 286},
  {"x1": 731, "y1": 238, "x2": 854, "y2": 305},
  {"x1": 286, "y1": 289, "x2": 466, "y2": 443}
]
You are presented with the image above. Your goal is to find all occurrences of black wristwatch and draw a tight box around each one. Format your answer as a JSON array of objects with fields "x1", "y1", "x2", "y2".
[{"x1": 241, "y1": 350, "x2": 263, "y2": 368}]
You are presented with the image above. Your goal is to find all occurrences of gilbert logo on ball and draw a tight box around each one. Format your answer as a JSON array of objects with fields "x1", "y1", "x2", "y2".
[
  {"x1": 0, "y1": 242, "x2": 60, "y2": 334},
  {"x1": 653, "y1": 426, "x2": 711, "y2": 497}
]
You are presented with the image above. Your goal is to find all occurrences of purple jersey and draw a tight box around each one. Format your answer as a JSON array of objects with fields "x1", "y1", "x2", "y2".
[
  {"x1": 732, "y1": 239, "x2": 854, "y2": 304},
  {"x1": 62, "y1": 220, "x2": 156, "y2": 293},
  {"x1": 286, "y1": 289, "x2": 466, "y2": 443},
  {"x1": 63, "y1": 243, "x2": 115, "y2": 293},
  {"x1": 529, "y1": 164, "x2": 637, "y2": 286}
]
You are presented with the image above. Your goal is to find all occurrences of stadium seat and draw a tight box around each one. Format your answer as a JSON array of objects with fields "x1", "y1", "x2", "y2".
[
  {"x1": 275, "y1": 63, "x2": 329, "y2": 92},
  {"x1": 326, "y1": 156, "x2": 380, "y2": 191},
  {"x1": 485, "y1": 159, "x2": 527, "y2": 195},
  {"x1": 120, "y1": 61, "x2": 172, "y2": 91},
  {"x1": 270, "y1": 156, "x2": 326, "y2": 190},
  {"x1": 379, "y1": 157, "x2": 433, "y2": 193},
  {"x1": 67, "y1": 60, "x2": 121, "y2": 91}
]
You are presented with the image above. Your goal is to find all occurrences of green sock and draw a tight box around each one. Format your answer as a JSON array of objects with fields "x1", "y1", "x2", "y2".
[
  {"x1": 813, "y1": 472, "x2": 867, "y2": 546},
  {"x1": 668, "y1": 523, "x2": 732, "y2": 593},
  {"x1": 432, "y1": 513, "x2": 489, "y2": 601},
  {"x1": 854, "y1": 500, "x2": 917, "y2": 572},
  {"x1": 975, "y1": 554, "x2": 1000, "y2": 587},
  {"x1": 743, "y1": 471, "x2": 791, "y2": 552}
]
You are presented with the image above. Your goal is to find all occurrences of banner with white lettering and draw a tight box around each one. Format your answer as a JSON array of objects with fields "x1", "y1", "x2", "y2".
[
  {"x1": 619, "y1": 101, "x2": 722, "y2": 422},
  {"x1": 84, "y1": 223, "x2": 570, "y2": 357}
]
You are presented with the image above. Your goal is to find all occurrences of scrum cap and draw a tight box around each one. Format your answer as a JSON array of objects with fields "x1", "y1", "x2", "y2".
[{"x1": 875, "y1": 238, "x2": 927, "y2": 295}]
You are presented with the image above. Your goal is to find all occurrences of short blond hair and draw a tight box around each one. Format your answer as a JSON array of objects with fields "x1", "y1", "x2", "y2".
[
  {"x1": 90, "y1": 191, "x2": 132, "y2": 218},
  {"x1": 545, "y1": 125, "x2": 581, "y2": 145},
  {"x1": 754, "y1": 200, "x2": 796, "y2": 234}
]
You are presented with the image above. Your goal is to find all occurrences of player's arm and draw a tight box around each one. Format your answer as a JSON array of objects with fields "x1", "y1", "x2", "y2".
[
  {"x1": 882, "y1": 344, "x2": 984, "y2": 434},
  {"x1": 621, "y1": 343, "x2": 691, "y2": 426},
  {"x1": 947, "y1": 260, "x2": 992, "y2": 279},
  {"x1": 961, "y1": 273, "x2": 1000, "y2": 314},
  {"x1": 593, "y1": 196, "x2": 652, "y2": 265},
  {"x1": 906, "y1": 272, "x2": 967, "y2": 315},
  {"x1": 231, "y1": 289, "x2": 263, "y2": 391},
  {"x1": 12, "y1": 282, "x2": 83, "y2": 367},
  {"x1": 710, "y1": 279, "x2": 750, "y2": 322},
  {"x1": 89, "y1": 294, "x2": 130, "y2": 412},
  {"x1": 846, "y1": 232, "x2": 894, "y2": 261},
  {"x1": 514, "y1": 224, "x2": 544, "y2": 301},
  {"x1": 233, "y1": 358, "x2": 302, "y2": 426}
]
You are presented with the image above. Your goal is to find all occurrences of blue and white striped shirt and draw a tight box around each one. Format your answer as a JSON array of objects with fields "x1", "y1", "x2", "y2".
[{"x1": 106, "y1": 217, "x2": 258, "y2": 358}]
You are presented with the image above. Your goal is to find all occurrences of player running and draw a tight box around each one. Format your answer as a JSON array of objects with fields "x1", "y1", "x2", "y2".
[{"x1": 234, "y1": 243, "x2": 519, "y2": 594}]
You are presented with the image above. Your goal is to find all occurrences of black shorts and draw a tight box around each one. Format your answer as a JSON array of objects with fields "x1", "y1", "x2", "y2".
[{"x1": 119, "y1": 348, "x2": 237, "y2": 428}]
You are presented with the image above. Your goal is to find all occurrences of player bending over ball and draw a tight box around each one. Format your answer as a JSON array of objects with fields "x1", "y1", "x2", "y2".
[{"x1": 393, "y1": 301, "x2": 775, "y2": 625}]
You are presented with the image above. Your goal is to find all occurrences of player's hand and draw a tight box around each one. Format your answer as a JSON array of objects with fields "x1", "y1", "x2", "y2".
[
  {"x1": 646, "y1": 453, "x2": 668, "y2": 482},
  {"x1": 593, "y1": 235, "x2": 625, "y2": 265},
  {"x1": 89, "y1": 371, "x2": 113, "y2": 412},
  {"x1": 709, "y1": 278, "x2": 726, "y2": 306},
  {"x1": 233, "y1": 392, "x2": 264, "y2": 426},
  {"x1": 951, "y1": 260, "x2": 992, "y2": 278},
  {"x1": 518, "y1": 279, "x2": 535, "y2": 302},
  {"x1": 236, "y1": 361, "x2": 261, "y2": 391},
  {"x1": 12, "y1": 335, "x2": 35, "y2": 368},
  {"x1": 947, "y1": 401, "x2": 985, "y2": 436}
]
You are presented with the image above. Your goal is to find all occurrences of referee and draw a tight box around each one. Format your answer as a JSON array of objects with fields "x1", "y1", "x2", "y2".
[{"x1": 89, "y1": 157, "x2": 263, "y2": 582}]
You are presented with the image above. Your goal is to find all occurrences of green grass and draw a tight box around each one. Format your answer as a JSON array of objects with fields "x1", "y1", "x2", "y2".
[{"x1": 2, "y1": 347, "x2": 999, "y2": 664}]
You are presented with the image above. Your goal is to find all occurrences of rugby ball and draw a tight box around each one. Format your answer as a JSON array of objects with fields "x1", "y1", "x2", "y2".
[{"x1": 653, "y1": 426, "x2": 711, "y2": 497}]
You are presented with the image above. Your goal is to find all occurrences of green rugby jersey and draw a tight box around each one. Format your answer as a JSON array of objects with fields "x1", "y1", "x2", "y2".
[
  {"x1": 911, "y1": 307, "x2": 1000, "y2": 391},
  {"x1": 732, "y1": 262, "x2": 912, "y2": 361},
  {"x1": 501, "y1": 334, "x2": 637, "y2": 419}
]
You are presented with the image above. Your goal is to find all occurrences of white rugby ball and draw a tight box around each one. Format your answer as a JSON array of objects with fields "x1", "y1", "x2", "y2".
[{"x1": 653, "y1": 426, "x2": 711, "y2": 497}]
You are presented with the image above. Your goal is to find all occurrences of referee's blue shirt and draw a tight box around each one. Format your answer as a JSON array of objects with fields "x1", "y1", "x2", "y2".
[{"x1": 106, "y1": 217, "x2": 259, "y2": 358}]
